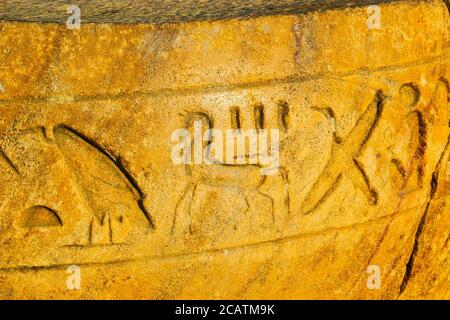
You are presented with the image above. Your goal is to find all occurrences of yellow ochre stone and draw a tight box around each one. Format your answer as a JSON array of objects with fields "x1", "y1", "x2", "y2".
[{"x1": 0, "y1": 0, "x2": 449, "y2": 299}]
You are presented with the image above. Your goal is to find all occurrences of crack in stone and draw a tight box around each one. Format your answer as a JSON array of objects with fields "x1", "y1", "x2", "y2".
[{"x1": 399, "y1": 135, "x2": 450, "y2": 295}]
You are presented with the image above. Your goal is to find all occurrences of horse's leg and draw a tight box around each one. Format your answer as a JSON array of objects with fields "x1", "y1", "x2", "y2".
[
  {"x1": 187, "y1": 184, "x2": 198, "y2": 234},
  {"x1": 256, "y1": 175, "x2": 276, "y2": 223},
  {"x1": 257, "y1": 168, "x2": 290, "y2": 224},
  {"x1": 279, "y1": 167, "x2": 291, "y2": 216},
  {"x1": 172, "y1": 182, "x2": 196, "y2": 235}
]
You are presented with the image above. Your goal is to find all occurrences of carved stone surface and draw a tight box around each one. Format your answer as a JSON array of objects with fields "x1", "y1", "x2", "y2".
[{"x1": 0, "y1": 0, "x2": 449, "y2": 299}]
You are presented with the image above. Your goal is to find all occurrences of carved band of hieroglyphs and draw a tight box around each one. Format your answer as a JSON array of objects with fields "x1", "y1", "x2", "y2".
[{"x1": 172, "y1": 104, "x2": 290, "y2": 235}]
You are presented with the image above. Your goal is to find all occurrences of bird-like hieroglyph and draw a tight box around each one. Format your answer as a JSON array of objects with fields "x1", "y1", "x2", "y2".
[{"x1": 0, "y1": 0, "x2": 449, "y2": 299}]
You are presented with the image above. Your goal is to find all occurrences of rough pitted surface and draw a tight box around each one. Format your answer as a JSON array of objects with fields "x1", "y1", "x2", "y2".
[
  {"x1": 0, "y1": 0, "x2": 404, "y2": 24},
  {"x1": 0, "y1": 0, "x2": 449, "y2": 299}
]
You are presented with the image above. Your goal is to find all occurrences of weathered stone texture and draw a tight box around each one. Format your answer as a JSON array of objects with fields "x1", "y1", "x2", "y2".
[{"x1": 0, "y1": 0, "x2": 449, "y2": 299}]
